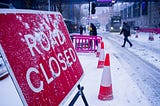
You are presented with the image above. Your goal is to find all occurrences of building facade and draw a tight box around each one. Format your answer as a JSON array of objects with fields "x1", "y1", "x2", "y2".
[{"x1": 119, "y1": 2, "x2": 160, "y2": 28}]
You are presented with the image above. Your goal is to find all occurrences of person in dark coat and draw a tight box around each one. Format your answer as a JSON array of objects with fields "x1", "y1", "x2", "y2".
[
  {"x1": 80, "y1": 25, "x2": 83, "y2": 35},
  {"x1": 120, "y1": 22, "x2": 132, "y2": 47},
  {"x1": 90, "y1": 23, "x2": 98, "y2": 48},
  {"x1": 90, "y1": 23, "x2": 97, "y2": 36}
]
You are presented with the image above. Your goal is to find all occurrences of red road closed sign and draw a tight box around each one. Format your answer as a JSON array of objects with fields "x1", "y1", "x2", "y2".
[{"x1": 0, "y1": 9, "x2": 84, "y2": 106}]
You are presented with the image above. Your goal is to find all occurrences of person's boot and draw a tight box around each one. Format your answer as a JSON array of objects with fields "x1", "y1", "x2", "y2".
[
  {"x1": 130, "y1": 44, "x2": 133, "y2": 47},
  {"x1": 121, "y1": 45, "x2": 125, "y2": 47}
]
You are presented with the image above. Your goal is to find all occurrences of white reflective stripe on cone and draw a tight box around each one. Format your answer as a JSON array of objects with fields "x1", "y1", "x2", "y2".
[
  {"x1": 97, "y1": 43, "x2": 101, "y2": 51},
  {"x1": 99, "y1": 49, "x2": 105, "y2": 61},
  {"x1": 100, "y1": 66, "x2": 112, "y2": 87}
]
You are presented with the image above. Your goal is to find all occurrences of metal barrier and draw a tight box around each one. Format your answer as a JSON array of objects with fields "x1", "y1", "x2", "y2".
[
  {"x1": 139, "y1": 28, "x2": 160, "y2": 34},
  {"x1": 136, "y1": 28, "x2": 160, "y2": 41},
  {"x1": 71, "y1": 34, "x2": 102, "y2": 53}
]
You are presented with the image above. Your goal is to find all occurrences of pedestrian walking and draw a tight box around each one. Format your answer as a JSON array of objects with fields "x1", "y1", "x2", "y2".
[
  {"x1": 90, "y1": 23, "x2": 98, "y2": 48},
  {"x1": 90, "y1": 23, "x2": 97, "y2": 36},
  {"x1": 83, "y1": 26, "x2": 86, "y2": 33},
  {"x1": 80, "y1": 25, "x2": 83, "y2": 35},
  {"x1": 120, "y1": 22, "x2": 132, "y2": 47}
]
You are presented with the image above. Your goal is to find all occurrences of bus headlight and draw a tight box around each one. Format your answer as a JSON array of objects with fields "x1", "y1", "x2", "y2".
[
  {"x1": 110, "y1": 27, "x2": 113, "y2": 30},
  {"x1": 120, "y1": 27, "x2": 122, "y2": 30}
]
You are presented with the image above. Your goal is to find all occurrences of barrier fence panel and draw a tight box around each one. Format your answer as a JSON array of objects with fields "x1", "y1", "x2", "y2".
[
  {"x1": 71, "y1": 34, "x2": 102, "y2": 53},
  {"x1": 139, "y1": 28, "x2": 160, "y2": 34}
]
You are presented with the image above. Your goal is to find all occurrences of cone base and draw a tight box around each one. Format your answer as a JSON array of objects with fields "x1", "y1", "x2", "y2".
[
  {"x1": 148, "y1": 37, "x2": 154, "y2": 41},
  {"x1": 98, "y1": 85, "x2": 113, "y2": 101},
  {"x1": 98, "y1": 94, "x2": 113, "y2": 101},
  {"x1": 96, "y1": 52, "x2": 100, "y2": 57},
  {"x1": 97, "y1": 61, "x2": 104, "y2": 68}
]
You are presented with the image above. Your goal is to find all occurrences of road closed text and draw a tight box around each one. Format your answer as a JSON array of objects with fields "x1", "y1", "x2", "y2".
[
  {"x1": 24, "y1": 29, "x2": 77, "y2": 93},
  {"x1": 0, "y1": 12, "x2": 84, "y2": 105}
]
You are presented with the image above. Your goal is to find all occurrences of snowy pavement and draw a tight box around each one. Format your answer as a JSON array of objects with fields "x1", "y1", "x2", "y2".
[
  {"x1": 63, "y1": 53, "x2": 151, "y2": 106},
  {"x1": 64, "y1": 32, "x2": 160, "y2": 106}
]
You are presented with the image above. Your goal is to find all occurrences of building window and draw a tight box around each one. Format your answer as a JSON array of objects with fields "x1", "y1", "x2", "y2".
[
  {"x1": 142, "y1": 1, "x2": 148, "y2": 15},
  {"x1": 120, "y1": 10, "x2": 124, "y2": 19},
  {"x1": 133, "y1": 2, "x2": 140, "y2": 17},
  {"x1": 124, "y1": 8, "x2": 127, "y2": 19},
  {"x1": 128, "y1": 6, "x2": 131, "y2": 18}
]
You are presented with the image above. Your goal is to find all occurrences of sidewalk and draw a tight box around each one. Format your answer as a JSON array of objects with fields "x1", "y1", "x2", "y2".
[
  {"x1": 64, "y1": 52, "x2": 151, "y2": 106},
  {"x1": 0, "y1": 36, "x2": 153, "y2": 106}
]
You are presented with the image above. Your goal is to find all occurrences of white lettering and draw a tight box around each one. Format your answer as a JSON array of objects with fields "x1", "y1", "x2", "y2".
[
  {"x1": 49, "y1": 30, "x2": 59, "y2": 49},
  {"x1": 68, "y1": 48, "x2": 76, "y2": 62},
  {"x1": 24, "y1": 34, "x2": 42, "y2": 56},
  {"x1": 40, "y1": 63, "x2": 53, "y2": 84},
  {"x1": 26, "y1": 48, "x2": 77, "y2": 92},
  {"x1": 57, "y1": 53, "x2": 67, "y2": 71},
  {"x1": 26, "y1": 67, "x2": 43, "y2": 93},
  {"x1": 64, "y1": 49, "x2": 73, "y2": 66},
  {"x1": 49, "y1": 57, "x2": 61, "y2": 78},
  {"x1": 57, "y1": 31, "x2": 65, "y2": 45},
  {"x1": 39, "y1": 32, "x2": 50, "y2": 52}
]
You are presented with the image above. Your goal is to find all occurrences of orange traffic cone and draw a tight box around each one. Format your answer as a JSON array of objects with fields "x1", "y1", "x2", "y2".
[
  {"x1": 96, "y1": 39, "x2": 101, "y2": 57},
  {"x1": 148, "y1": 33, "x2": 154, "y2": 41},
  {"x1": 97, "y1": 41, "x2": 105, "y2": 68},
  {"x1": 98, "y1": 54, "x2": 113, "y2": 101}
]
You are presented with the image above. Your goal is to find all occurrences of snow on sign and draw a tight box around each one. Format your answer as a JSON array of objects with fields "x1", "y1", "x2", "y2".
[{"x1": 0, "y1": 9, "x2": 84, "y2": 106}]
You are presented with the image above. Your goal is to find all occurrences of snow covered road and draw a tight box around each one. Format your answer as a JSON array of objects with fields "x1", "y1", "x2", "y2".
[{"x1": 103, "y1": 32, "x2": 160, "y2": 106}]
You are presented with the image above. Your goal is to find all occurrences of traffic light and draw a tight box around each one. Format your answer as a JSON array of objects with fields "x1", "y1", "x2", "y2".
[{"x1": 91, "y1": 2, "x2": 96, "y2": 14}]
